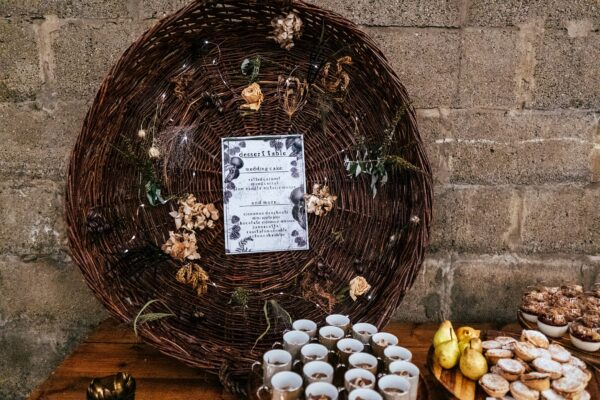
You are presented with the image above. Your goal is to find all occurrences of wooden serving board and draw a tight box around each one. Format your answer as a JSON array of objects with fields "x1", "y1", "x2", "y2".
[
  {"x1": 428, "y1": 330, "x2": 600, "y2": 400},
  {"x1": 518, "y1": 311, "x2": 600, "y2": 368}
]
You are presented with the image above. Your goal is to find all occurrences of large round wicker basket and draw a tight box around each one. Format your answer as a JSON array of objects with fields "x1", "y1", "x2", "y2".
[{"x1": 65, "y1": 0, "x2": 432, "y2": 392}]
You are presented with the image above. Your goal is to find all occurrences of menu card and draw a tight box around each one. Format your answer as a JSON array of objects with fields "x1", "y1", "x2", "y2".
[{"x1": 221, "y1": 135, "x2": 309, "y2": 254}]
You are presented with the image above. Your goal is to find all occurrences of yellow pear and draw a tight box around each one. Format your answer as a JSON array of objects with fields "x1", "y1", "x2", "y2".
[
  {"x1": 456, "y1": 326, "x2": 481, "y2": 343},
  {"x1": 433, "y1": 320, "x2": 457, "y2": 348},
  {"x1": 459, "y1": 347, "x2": 488, "y2": 380},
  {"x1": 469, "y1": 337, "x2": 483, "y2": 353},
  {"x1": 458, "y1": 339, "x2": 470, "y2": 355},
  {"x1": 435, "y1": 339, "x2": 460, "y2": 369}
]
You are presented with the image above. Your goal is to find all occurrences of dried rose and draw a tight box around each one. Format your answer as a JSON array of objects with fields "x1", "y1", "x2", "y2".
[
  {"x1": 240, "y1": 82, "x2": 264, "y2": 111},
  {"x1": 161, "y1": 231, "x2": 200, "y2": 261},
  {"x1": 304, "y1": 184, "x2": 337, "y2": 216},
  {"x1": 349, "y1": 276, "x2": 371, "y2": 301},
  {"x1": 269, "y1": 12, "x2": 303, "y2": 50},
  {"x1": 176, "y1": 263, "x2": 209, "y2": 296}
]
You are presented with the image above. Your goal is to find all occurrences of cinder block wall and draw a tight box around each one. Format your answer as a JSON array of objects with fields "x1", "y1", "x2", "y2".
[{"x1": 1, "y1": 0, "x2": 599, "y2": 398}]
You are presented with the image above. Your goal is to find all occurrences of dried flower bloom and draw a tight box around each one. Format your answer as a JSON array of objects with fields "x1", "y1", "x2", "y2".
[
  {"x1": 171, "y1": 70, "x2": 194, "y2": 101},
  {"x1": 176, "y1": 263, "x2": 209, "y2": 296},
  {"x1": 138, "y1": 129, "x2": 146, "y2": 139},
  {"x1": 321, "y1": 56, "x2": 353, "y2": 94},
  {"x1": 279, "y1": 75, "x2": 309, "y2": 119},
  {"x1": 349, "y1": 276, "x2": 371, "y2": 301},
  {"x1": 161, "y1": 231, "x2": 200, "y2": 261},
  {"x1": 240, "y1": 82, "x2": 264, "y2": 111},
  {"x1": 169, "y1": 194, "x2": 219, "y2": 231},
  {"x1": 410, "y1": 215, "x2": 420, "y2": 224},
  {"x1": 148, "y1": 146, "x2": 161, "y2": 158},
  {"x1": 304, "y1": 184, "x2": 337, "y2": 216},
  {"x1": 269, "y1": 12, "x2": 303, "y2": 50}
]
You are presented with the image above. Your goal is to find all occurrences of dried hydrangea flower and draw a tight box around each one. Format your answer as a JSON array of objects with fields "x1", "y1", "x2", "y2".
[
  {"x1": 161, "y1": 231, "x2": 200, "y2": 261},
  {"x1": 176, "y1": 263, "x2": 209, "y2": 296},
  {"x1": 169, "y1": 194, "x2": 219, "y2": 231},
  {"x1": 240, "y1": 82, "x2": 264, "y2": 111},
  {"x1": 349, "y1": 276, "x2": 371, "y2": 301},
  {"x1": 148, "y1": 146, "x2": 160, "y2": 158},
  {"x1": 269, "y1": 12, "x2": 303, "y2": 50},
  {"x1": 304, "y1": 184, "x2": 338, "y2": 216}
]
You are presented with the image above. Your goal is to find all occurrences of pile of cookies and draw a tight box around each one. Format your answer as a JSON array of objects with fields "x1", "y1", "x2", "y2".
[{"x1": 478, "y1": 330, "x2": 592, "y2": 399}]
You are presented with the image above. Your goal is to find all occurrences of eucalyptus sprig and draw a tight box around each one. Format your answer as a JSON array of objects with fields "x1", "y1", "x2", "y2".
[
  {"x1": 133, "y1": 299, "x2": 174, "y2": 336},
  {"x1": 345, "y1": 106, "x2": 420, "y2": 197}
]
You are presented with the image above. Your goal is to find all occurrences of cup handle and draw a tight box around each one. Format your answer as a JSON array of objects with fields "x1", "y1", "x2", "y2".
[
  {"x1": 251, "y1": 361, "x2": 262, "y2": 376},
  {"x1": 272, "y1": 341, "x2": 283, "y2": 350},
  {"x1": 256, "y1": 385, "x2": 271, "y2": 400}
]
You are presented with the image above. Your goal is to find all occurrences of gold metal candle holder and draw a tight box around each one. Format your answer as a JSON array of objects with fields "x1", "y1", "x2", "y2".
[{"x1": 86, "y1": 372, "x2": 136, "y2": 400}]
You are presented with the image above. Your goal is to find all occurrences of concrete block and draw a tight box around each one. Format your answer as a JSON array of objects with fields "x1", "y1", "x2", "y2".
[
  {"x1": 446, "y1": 139, "x2": 593, "y2": 185},
  {"x1": 367, "y1": 28, "x2": 460, "y2": 108},
  {"x1": 530, "y1": 29, "x2": 600, "y2": 109},
  {"x1": 0, "y1": 179, "x2": 66, "y2": 257},
  {"x1": 430, "y1": 185, "x2": 517, "y2": 253},
  {"x1": 0, "y1": 0, "x2": 131, "y2": 19},
  {"x1": 52, "y1": 20, "x2": 152, "y2": 100},
  {"x1": 0, "y1": 19, "x2": 41, "y2": 102},
  {"x1": 520, "y1": 184, "x2": 600, "y2": 254},
  {"x1": 0, "y1": 102, "x2": 87, "y2": 180},
  {"x1": 459, "y1": 28, "x2": 518, "y2": 108},
  {"x1": 467, "y1": 0, "x2": 600, "y2": 28},
  {"x1": 305, "y1": 0, "x2": 461, "y2": 27},
  {"x1": 393, "y1": 253, "x2": 451, "y2": 322}
]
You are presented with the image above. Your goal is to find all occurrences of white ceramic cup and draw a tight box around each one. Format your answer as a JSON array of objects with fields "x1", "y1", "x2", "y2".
[
  {"x1": 282, "y1": 330, "x2": 310, "y2": 359},
  {"x1": 388, "y1": 360, "x2": 419, "y2": 400},
  {"x1": 303, "y1": 361, "x2": 334, "y2": 384},
  {"x1": 348, "y1": 352, "x2": 378, "y2": 375},
  {"x1": 300, "y1": 343, "x2": 329, "y2": 364},
  {"x1": 319, "y1": 326, "x2": 345, "y2": 350},
  {"x1": 270, "y1": 371, "x2": 303, "y2": 400},
  {"x1": 378, "y1": 375, "x2": 410, "y2": 400},
  {"x1": 352, "y1": 322, "x2": 379, "y2": 344},
  {"x1": 349, "y1": 388, "x2": 383, "y2": 400},
  {"x1": 371, "y1": 332, "x2": 399, "y2": 358},
  {"x1": 253, "y1": 349, "x2": 293, "y2": 387},
  {"x1": 337, "y1": 338, "x2": 365, "y2": 363},
  {"x1": 344, "y1": 368, "x2": 376, "y2": 393},
  {"x1": 384, "y1": 345, "x2": 413, "y2": 367},
  {"x1": 305, "y1": 381, "x2": 339, "y2": 400},
  {"x1": 326, "y1": 314, "x2": 351, "y2": 332},
  {"x1": 292, "y1": 319, "x2": 318, "y2": 339}
]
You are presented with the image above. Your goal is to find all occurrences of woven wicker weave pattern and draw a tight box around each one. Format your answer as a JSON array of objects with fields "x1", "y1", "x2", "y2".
[{"x1": 65, "y1": 0, "x2": 432, "y2": 385}]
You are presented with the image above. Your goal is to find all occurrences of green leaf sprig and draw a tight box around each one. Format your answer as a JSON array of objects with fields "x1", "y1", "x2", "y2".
[{"x1": 133, "y1": 299, "x2": 174, "y2": 336}]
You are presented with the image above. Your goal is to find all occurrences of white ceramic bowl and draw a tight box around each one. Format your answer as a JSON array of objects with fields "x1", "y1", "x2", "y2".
[
  {"x1": 537, "y1": 320, "x2": 568, "y2": 338},
  {"x1": 569, "y1": 333, "x2": 600, "y2": 352},
  {"x1": 521, "y1": 311, "x2": 538, "y2": 323}
]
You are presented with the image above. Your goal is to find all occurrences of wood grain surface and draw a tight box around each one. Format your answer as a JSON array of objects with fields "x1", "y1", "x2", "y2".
[{"x1": 28, "y1": 320, "x2": 524, "y2": 400}]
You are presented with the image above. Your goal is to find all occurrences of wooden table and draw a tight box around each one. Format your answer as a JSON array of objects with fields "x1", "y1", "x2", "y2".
[{"x1": 27, "y1": 320, "x2": 525, "y2": 399}]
